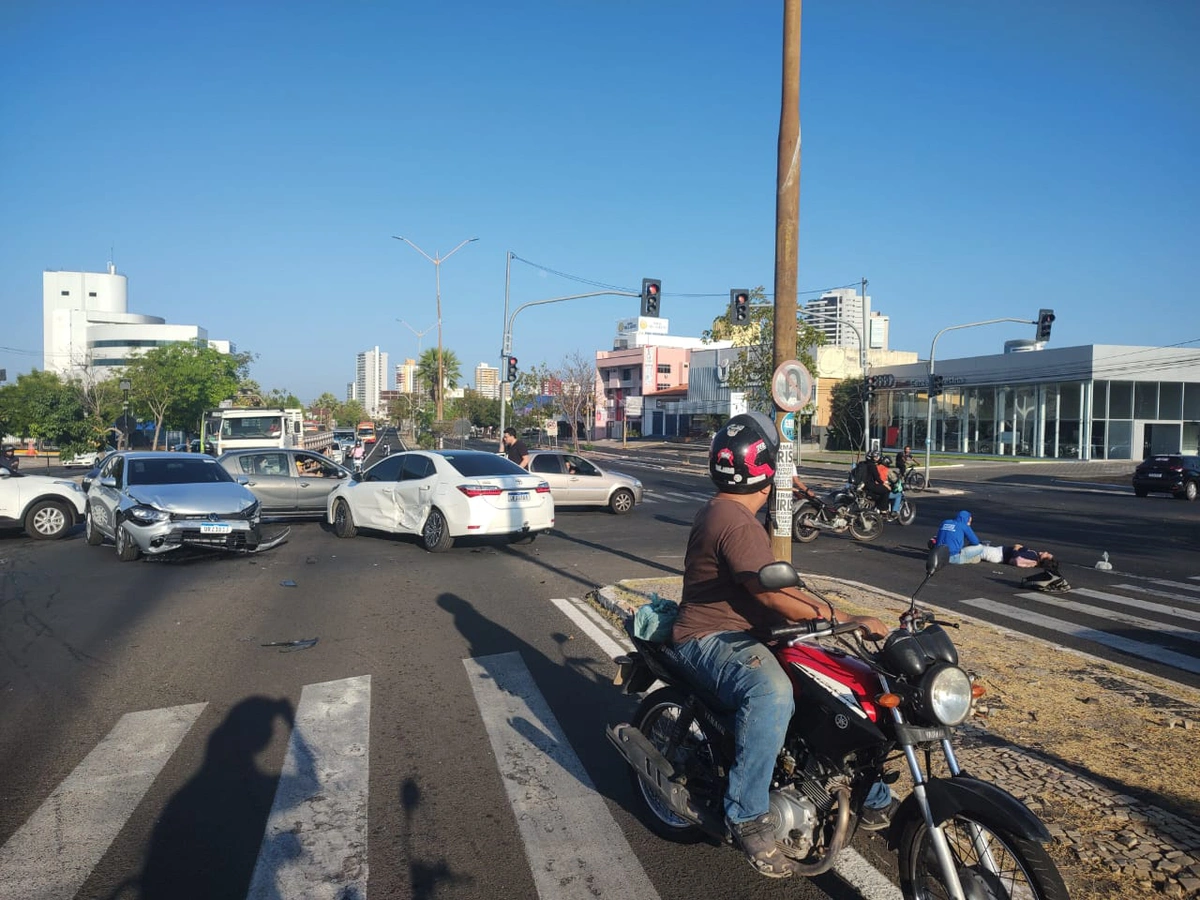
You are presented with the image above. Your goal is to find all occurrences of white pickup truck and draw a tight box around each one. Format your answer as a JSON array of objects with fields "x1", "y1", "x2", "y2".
[{"x1": 203, "y1": 408, "x2": 335, "y2": 457}]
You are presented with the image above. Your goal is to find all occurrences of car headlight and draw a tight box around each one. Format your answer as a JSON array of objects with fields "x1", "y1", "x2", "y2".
[
  {"x1": 126, "y1": 505, "x2": 171, "y2": 524},
  {"x1": 920, "y1": 664, "x2": 973, "y2": 726},
  {"x1": 245, "y1": 501, "x2": 261, "y2": 522}
]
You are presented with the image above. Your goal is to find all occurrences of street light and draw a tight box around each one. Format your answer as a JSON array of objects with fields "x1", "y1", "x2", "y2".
[
  {"x1": 392, "y1": 235, "x2": 478, "y2": 431},
  {"x1": 119, "y1": 378, "x2": 131, "y2": 450}
]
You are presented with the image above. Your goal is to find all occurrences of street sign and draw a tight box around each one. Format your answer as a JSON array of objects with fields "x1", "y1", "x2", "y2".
[
  {"x1": 772, "y1": 360, "x2": 812, "y2": 413},
  {"x1": 780, "y1": 412, "x2": 797, "y2": 442}
]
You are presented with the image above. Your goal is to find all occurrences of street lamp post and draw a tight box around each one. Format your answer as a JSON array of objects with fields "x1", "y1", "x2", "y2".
[
  {"x1": 922, "y1": 316, "x2": 1037, "y2": 487},
  {"x1": 119, "y1": 378, "x2": 131, "y2": 450},
  {"x1": 392, "y1": 236, "x2": 478, "y2": 432}
]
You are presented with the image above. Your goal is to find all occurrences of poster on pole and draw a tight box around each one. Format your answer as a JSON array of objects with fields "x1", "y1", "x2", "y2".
[{"x1": 771, "y1": 360, "x2": 812, "y2": 413}]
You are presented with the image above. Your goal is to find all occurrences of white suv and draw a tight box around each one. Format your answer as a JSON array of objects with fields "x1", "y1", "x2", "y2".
[{"x1": 0, "y1": 463, "x2": 87, "y2": 540}]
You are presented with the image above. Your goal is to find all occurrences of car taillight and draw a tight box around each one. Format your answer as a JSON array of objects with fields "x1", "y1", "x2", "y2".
[
  {"x1": 536, "y1": 482, "x2": 551, "y2": 493},
  {"x1": 458, "y1": 484, "x2": 504, "y2": 498},
  {"x1": 1171, "y1": 466, "x2": 1184, "y2": 472}
]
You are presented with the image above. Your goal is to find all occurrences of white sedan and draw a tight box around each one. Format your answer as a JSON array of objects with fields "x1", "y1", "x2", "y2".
[{"x1": 326, "y1": 449, "x2": 554, "y2": 552}]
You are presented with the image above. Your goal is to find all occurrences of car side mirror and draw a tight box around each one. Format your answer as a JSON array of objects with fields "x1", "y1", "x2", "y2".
[
  {"x1": 234, "y1": 475, "x2": 250, "y2": 485},
  {"x1": 100, "y1": 476, "x2": 117, "y2": 488}
]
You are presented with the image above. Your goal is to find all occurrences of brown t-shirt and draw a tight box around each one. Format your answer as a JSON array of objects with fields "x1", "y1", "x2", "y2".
[{"x1": 672, "y1": 496, "x2": 785, "y2": 644}]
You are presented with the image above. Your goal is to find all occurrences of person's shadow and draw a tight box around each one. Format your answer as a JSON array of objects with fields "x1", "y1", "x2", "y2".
[{"x1": 131, "y1": 696, "x2": 305, "y2": 900}]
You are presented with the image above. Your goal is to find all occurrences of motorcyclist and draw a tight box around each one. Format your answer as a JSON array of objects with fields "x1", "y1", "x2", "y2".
[
  {"x1": 852, "y1": 450, "x2": 891, "y2": 512},
  {"x1": 1, "y1": 446, "x2": 19, "y2": 471},
  {"x1": 880, "y1": 455, "x2": 904, "y2": 518},
  {"x1": 671, "y1": 412, "x2": 888, "y2": 878}
]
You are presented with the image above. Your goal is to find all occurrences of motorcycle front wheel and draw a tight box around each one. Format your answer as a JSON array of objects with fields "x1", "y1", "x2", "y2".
[
  {"x1": 898, "y1": 811, "x2": 1069, "y2": 900},
  {"x1": 848, "y1": 508, "x2": 884, "y2": 541},
  {"x1": 898, "y1": 499, "x2": 916, "y2": 526},
  {"x1": 628, "y1": 687, "x2": 721, "y2": 843}
]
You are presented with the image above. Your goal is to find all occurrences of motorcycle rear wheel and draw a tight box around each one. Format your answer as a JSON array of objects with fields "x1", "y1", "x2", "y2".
[
  {"x1": 898, "y1": 811, "x2": 1069, "y2": 900},
  {"x1": 848, "y1": 508, "x2": 884, "y2": 542},
  {"x1": 628, "y1": 687, "x2": 720, "y2": 843},
  {"x1": 792, "y1": 506, "x2": 820, "y2": 543}
]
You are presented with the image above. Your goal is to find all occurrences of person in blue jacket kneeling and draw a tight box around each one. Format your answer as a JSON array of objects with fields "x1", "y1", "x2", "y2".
[{"x1": 934, "y1": 510, "x2": 987, "y2": 564}]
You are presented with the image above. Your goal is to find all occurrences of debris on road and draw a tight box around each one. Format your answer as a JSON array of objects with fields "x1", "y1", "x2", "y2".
[{"x1": 261, "y1": 638, "x2": 318, "y2": 652}]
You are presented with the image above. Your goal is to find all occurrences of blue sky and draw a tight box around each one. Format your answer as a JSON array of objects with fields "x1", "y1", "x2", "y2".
[{"x1": 2, "y1": 1, "x2": 1197, "y2": 401}]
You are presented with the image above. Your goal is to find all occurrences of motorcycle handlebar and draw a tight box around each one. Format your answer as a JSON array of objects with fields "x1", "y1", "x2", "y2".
[{"x1": 769, "y1": 619, "x2": 867, "y2": 641}]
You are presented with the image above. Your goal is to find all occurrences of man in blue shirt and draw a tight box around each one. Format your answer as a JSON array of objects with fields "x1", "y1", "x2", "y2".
[{"x1": 935, "y1": 509, "x2": 987, "y2": 564}]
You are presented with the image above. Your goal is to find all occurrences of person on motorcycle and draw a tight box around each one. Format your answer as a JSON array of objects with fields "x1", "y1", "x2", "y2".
[
  {"x1": 852, "y1": 450, "x2": 892, "y2": 513},
  {"x1": 880, "y1": 456, "x2": 904, "y2": 518},
  {"x1": 933, "y1": 509, "x2": 987, "y2": 564},
  {"x1": 672, "y1": 412, "x2": 889, "y2": 878}
]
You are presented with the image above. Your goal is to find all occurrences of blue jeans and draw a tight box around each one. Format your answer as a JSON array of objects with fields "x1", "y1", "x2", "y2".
[
  {"x1": 950, "y1": 544, "x2": 986, "y2": 564},
  {"x1": 672, "y1": 632, "x2": 794, "y2": 824},
  {"x1": 888, "y1": 491, "x2": 903, "y2": 514}
]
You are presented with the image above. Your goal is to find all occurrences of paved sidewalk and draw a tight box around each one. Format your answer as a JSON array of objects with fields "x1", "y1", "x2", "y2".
[{"x1": 591, "y1": 575, "x2": 1200, "y2": 899}]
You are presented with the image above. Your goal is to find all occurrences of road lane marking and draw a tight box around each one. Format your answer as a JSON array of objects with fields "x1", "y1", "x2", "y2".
[
  {"x1": 246, "y1": 675, "x2": 371, "y2": 900},
  {"x1": 1101, "y1": 585, "x2": 1200, "y2": 619},
  {"x1": 1013, "y1": 593, "x2": 1200, "y2": 644},
  {"x1": 965, "y1": 598, "x2": 1200, "y2": 676},
  {"x1": 551, "y1": 597, "x2": 630, "y2": 660},
  {"x1": 0, "y1": 703, "x2": 206, "y2": 900},
  {"x1": 465, "y1": 652, "x2": 661, "y2": 900}
]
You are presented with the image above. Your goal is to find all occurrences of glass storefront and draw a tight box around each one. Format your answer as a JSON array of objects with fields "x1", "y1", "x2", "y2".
[{"x1": 879, "y1": 379, "x2": 1200, "y2": 460}]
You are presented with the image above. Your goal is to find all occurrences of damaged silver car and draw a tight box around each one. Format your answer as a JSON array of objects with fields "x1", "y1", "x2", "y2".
[{"x1": 84, "y1": 451, "x2": 288, "y2": 561}]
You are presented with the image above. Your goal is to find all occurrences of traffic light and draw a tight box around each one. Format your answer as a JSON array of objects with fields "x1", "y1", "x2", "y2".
[
  {"x1": 729, "y1": 289, "x2": 750, "y2": 325},
  {"x1": 640, "y1": 278, "x2": 661, "y2": 317},
  {"x1": 929, "y1": 374, "x2": 944, "y2": 397},
  {"x1": 506, "y1": 356, "x2": 518, "y2": 383},
  {"x1": 1036, "y1": 308, "x2": 1055, "y2": 343},
  {"x1": 865, "y1": 375, "x2": 877, "y2": 401}
]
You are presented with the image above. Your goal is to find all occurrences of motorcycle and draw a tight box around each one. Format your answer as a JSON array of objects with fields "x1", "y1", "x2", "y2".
[
  {"x1": 791, "y1": 488, "x2": 884, "y2": 543},
  {"x1": 835, "y1": 479, "x2": 917, "y2": 527},
  {"x1": 607, "y1": 545, "x2": 1069, "y2": 900}
]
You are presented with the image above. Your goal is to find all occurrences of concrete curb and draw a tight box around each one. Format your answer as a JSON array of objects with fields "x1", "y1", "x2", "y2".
[{"x1": 588, "y1": 576, "x2": 1200, "y2": 898}]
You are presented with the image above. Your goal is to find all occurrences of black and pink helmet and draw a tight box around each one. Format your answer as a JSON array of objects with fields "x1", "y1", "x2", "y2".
[{"x1": 709, "y1": 412, "x2": 779, "y2": 494}]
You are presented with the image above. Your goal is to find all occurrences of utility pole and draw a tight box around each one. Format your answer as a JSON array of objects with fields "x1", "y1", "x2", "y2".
[
  {"x1": 771, "y1": 0, "x2": 802, "y2": 562},
  {"x1": 861, "y1": 276, "x2": 870, "y2": 452}
]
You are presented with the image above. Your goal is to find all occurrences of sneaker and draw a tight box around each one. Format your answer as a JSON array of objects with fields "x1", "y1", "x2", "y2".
[
  {"x1": 858, "y1": 797, "x2": 900, "y2": 832},
  {"x1": 727, "y1": 813, "x2": 796, "y2": 878}
]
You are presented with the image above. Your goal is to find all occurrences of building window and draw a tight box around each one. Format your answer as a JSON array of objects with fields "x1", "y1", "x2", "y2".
[
  {"x1": 621, "y1": 368, "x2": 632, "y2": 381},
  {"x1": 657, "y1": 383, "x2": 671, "y2": 391},
  {"x1": 88, "y1": 291, "x2": 97, "y2": 297},
  {"x1": 61, "y1": 290, "x2": 69, "y2": 296},
  {"x1": 657, "y1": 364, "x2": 671, "y2": 375}
]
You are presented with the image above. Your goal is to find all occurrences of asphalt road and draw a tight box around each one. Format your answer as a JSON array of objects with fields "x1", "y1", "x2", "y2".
[{"x1": 1, "y1": 442, "x2": 1197, "y2": 898}]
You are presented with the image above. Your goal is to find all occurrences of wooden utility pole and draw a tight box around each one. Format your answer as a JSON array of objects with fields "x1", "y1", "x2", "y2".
[{"x1": 771, "y1": 0, "x2": 802, "y2": 561}]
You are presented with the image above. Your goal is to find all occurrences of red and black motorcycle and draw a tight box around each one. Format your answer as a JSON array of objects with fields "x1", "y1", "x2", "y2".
[{"x1": 607, "y1": 545, "x2": 1069, "y2": 900}]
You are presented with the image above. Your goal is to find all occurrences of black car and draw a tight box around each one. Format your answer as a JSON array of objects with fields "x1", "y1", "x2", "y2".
[{"x1": 1132, "y1": 454, "x2": 1200, "y2": 500}]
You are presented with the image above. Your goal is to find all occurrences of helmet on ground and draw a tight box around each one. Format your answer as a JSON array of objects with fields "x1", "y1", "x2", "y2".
[{"x1": 709, "y1": 412, "x2": 779, "y2": 494}]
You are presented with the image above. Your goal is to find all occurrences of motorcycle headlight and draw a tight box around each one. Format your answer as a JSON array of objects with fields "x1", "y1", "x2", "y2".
[
  {"x1": 921, "y1": 664, "x2": 973, "y2": 726},
  {"x1": 126, "y1": 504, "x2": 171, "y2": 524}
]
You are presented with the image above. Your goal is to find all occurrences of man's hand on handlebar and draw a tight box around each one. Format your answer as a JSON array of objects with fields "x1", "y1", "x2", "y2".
[{"x1": 843, "y1": 614, "x2": 888, "y2": 641}]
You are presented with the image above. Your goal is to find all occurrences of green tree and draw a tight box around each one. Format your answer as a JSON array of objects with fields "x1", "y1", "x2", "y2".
[
  {"x1": 339, "y1": 399, "x2": 367, "y2": 428},
  {"x1": 0, "y1": 369, "x2": 90, "y2": 451},
  {"x1": 263, "y1": 387, "x2": 303, "y2": 409},
  {"x1": 122, "y1": 343, "x2": 250, "y2": 449},
  {"x1": 701, "y1": 285, "x2": 825, "y2": 413},
  {"x1": 826, "y1": 378, "x2": 866, "y2": 451},
  {"x1": 453, "y1": 391, "x2": 499, "y2": 431},
  {"x1": 416, "y1": 348, "x2": 461, "y2": 407}
]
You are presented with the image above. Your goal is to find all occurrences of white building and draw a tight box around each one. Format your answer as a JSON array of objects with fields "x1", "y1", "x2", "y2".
[
  {"x1": 42, "y1": 265, "x2": 230, "y2": 378},
  {"x1": 346, "y1": 382, "x2": 357, "y2": 401},
  {"x1": 802, "y1": 288, "x2": 889, "y2": 352},
  {"x1": 395, "y1": 358, "x2": 419, "y2": 394},
  {"x1": 474, "y1": 362, "x2": 500, "y2": 399},
  {"x1": 356, "y1": 346, "x2": 389, "y2": 418}
]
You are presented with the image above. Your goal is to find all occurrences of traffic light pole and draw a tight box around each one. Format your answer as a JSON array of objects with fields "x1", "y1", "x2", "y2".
[
  {"x1": 497, "y1": 288, "x2": 639, "y2": 444},
  {"x1": 922, "y1": 316, "x2": 1037, "y2": 487}
]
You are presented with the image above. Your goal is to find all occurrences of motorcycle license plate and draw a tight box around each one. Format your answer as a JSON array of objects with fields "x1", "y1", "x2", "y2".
[
  {"x1": 200, "y1": 522, "x2": 232, "y2": 534},
  {"x1": 509, "y1": 491, "x2": 530, "y2": 502},
  {"x1": 1148, "y1": 473, "x2": 1162, "y2": 478}
]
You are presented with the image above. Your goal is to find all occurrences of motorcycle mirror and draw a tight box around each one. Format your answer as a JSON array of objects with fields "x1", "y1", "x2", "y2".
[
  {"x1": 926, "y1": 544, "x2": 949, "y2": 575},
  {"x1": 757, "y1": 561, "x2": 802, "y2": 591}
]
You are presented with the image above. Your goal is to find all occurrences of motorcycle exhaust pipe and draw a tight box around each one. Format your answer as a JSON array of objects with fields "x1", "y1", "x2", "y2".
[{"x1": 606, "y1": 724, "x2": 724, "y2": 836}]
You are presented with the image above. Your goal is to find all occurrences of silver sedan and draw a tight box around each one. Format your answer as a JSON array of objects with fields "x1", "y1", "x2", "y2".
[
  {"x1": 525, "y1": 451, "x2": 643, "y2": 514},
  {"x1": 85, "y1": 452, "x2": 281, "y2": 561},
  {"x1": 218, "y1": 449, "x2": 353, "y2": 518}
]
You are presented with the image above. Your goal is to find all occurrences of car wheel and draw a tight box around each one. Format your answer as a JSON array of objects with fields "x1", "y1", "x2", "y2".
[
  {"x1": 115, "y1": 522, "x2": 140, "y2": 561},
  {"x1": 609, "y1": 488, "x2": 636, "y2": 515},
  {"x1": 421, "y1": 507, "x2": 454, "y2": 553},
  {"x1": 85, "y1": 506, "x2": 104, "y2": 546},
  {"x1": 25, "y1": 500, "x2": 71, "y2": 540},
  {"x1": 1182, "y1": 481, "x2": 1199, "y2": 501},
  {"x1": 333, "y1": 500, "x2": 357, "y2": 538},
  {"x1": 1134, "y1": 487, "x2": 1148, "y2": 498}
]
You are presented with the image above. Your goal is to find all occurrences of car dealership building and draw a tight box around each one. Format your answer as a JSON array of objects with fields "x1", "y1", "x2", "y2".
[{"x1": 870, "y1": 343, "x2": 1200, "y2": 461}]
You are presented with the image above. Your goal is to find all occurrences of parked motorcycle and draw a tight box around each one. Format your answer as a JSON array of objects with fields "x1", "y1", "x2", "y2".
[
  {"x1": 791, "y1": 489, "x2": 883, "y2": 543},
  {"x1": 607, "y1": 545, "x2": 1069, "y2": 900}
]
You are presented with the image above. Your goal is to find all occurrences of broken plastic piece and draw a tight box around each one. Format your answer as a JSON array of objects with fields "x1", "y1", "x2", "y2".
[
  {"x1": 261, "y1": 638, "x2": 318, "y2": 652},
  {"x1": 280, "y1": 580, "x2": 297, "y2": 587}
]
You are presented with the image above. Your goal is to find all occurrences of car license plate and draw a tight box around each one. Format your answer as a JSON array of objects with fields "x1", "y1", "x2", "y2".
[
  {"x1": 1148, "y1": 473, "x2": 1162, "y2": 478},
  {"x1": 200, "y1": 522, "x2": 232, "y2": 534},
  {"x1": 509, "y1": 491, "x2": 530, "y2": 502}
]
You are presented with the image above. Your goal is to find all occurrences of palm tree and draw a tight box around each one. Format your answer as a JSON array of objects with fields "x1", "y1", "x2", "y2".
[{"x1": 416, "y1": 348, "x2": 461, "y2": 407}]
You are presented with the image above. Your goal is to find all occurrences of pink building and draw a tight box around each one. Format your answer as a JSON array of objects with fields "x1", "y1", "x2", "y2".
[{"x1": 594, "y1": 345, "x2": 691, "y2": 439}]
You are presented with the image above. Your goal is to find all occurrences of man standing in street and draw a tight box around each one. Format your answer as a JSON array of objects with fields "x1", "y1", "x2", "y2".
[{"x1": 501, "y1": 427, "x2": 529, "y2": 469}]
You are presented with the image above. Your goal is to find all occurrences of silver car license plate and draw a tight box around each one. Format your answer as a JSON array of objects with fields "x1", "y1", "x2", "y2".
[
  {"x1": 200, "y1": 522, "x2": 232, "y2": 534},
  {"x1": 509, "y1": 491, "x2": 530, "y2": 502}
]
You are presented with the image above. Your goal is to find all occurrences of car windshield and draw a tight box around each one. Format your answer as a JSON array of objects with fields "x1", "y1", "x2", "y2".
[
  {"x1": 127, "y1": 457, "x2": 234, "y2": 485},
  {"x1": 440, "y1": 452, "x2": 526, "y2": 477}
]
